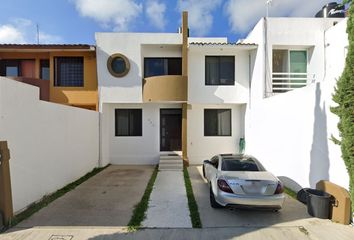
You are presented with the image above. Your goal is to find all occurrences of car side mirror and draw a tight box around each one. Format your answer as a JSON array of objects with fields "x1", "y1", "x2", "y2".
[{"x1": 204, "y1": 160, "x2": 211, "y2": 164}]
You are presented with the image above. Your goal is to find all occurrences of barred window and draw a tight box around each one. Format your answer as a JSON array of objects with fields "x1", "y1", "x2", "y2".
[{"x1": 54, "y1": 57, "x2": 83, "y2": 87}]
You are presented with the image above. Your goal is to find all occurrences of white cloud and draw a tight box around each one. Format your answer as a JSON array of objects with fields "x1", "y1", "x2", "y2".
[
  {"x1": 225, "y1": 0, "x2": 336, "y2": 34},
  {"x1": 0, "y1": 18, "x2": 62, "y2": 44},
  {"x1": 177, "y1": 0, "x2": 222, "y2": 36},
  {"x1": 0, "y1": 25, "x2": 26, "y2": 43},
  {"x1": 146, "y1": 0, "x2": 166, "y2": 30},
  {"x1": 72, "y1": 0, "x2": 143, "y2": 31}
]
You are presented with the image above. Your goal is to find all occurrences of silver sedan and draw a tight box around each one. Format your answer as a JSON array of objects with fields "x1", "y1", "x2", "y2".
[{"x1": 203, "y1": 154, "x2": 285, "y2": 210}]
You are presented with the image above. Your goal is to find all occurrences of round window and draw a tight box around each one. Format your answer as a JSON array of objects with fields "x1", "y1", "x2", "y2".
[{"x1": 107, "y1": 53, "x2": 130, "y2": 77}]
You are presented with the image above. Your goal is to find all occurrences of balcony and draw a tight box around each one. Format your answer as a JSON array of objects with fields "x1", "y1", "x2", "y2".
[
  {"x1": 7, "y1": 77, "x2": 50, "y2": 101},
  {"x1": 272, "y1": 72, "x2": 315, "y2": 93},
  {"x1": 143, "y1": 75, "x2": 187, "y2": 102}
]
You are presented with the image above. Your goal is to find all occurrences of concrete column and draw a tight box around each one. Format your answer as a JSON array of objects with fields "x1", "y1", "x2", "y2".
[{"x1": 0, "y1": 141, "x2": 13, "y2": 226}]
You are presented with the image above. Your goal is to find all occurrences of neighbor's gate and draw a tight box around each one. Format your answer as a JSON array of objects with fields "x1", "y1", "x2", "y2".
[{"x1": 0, "y1": 141, "x2": 13, "y2": 226}]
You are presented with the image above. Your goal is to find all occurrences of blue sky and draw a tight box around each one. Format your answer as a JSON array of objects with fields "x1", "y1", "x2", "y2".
[{"x1": 0, "y1": 0, "x2": 344, "y2": 44}]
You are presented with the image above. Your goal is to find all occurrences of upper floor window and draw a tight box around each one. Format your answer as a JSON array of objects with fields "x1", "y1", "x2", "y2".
[
  {"x1": 0, "y1": 60, "x2": 20, "y2": 77},
  {"x1": 205, "y1": 56, "x2": 235, "y2": 85},
  {"x1": 272, "y1": 50, "x2": 308, "y2": 93},
  {"x1": 54, "y1": 57, "x2": 83, "y2": 87},
  {"x1": 40, "y1": 59, "x2": 50, "y2": 80},
  {"x1": 144, "y1": 58, "x2": 182, "y2": 78}
]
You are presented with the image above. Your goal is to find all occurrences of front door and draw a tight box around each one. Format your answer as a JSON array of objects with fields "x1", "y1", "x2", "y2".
[{"x1": 160, "y1": 109, "x2": 182, "y2": 151}]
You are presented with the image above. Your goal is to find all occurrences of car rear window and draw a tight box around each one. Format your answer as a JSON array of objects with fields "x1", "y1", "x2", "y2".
[{"x1": 221, "y1": 158, "x2": 260, "y2": 171}]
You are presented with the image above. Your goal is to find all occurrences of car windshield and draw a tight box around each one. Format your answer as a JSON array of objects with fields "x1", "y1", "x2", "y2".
[{"x1": 221, "y1": 157, "x2": 262, "y2": 171}]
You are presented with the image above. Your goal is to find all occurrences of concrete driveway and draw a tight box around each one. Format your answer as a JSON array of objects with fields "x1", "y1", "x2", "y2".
[
  {"x1": 15, "y1": 165, "x2": 154, "y2": 227},
  {"x1": 188, "y1": 165, "x2": 346, "y2": 228}
]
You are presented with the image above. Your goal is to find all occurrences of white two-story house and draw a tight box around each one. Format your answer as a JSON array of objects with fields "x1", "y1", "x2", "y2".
[{"x1": 96, "y1": 12, "x2": 257, "y2": 166}]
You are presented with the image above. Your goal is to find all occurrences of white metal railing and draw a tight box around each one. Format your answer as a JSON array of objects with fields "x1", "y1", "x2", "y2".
[{"x1": 272, "y1": 72, "x2": 315, "y2": 92}]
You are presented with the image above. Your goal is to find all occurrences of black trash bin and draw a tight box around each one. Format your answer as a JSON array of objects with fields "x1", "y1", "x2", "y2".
[{"x1": 306, "y1": 189, "x2": 332, "y2": 219}]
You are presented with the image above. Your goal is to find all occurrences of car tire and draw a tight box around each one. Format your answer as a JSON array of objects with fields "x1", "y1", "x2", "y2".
[
  {"x1": 210, "y1": 186, "x2": 222, "y2": 208},
  {"x1": 202, "y1": 165, "x2": 206, "y2": 178}
]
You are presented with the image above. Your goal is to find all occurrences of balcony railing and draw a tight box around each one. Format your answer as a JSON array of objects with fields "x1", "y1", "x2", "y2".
[
  {"x1": 272, "y1": 72, "x2": 315, "y2": 93},
  {"x1": 143, "y1": 75, "x2": 187, "y2": 102}
]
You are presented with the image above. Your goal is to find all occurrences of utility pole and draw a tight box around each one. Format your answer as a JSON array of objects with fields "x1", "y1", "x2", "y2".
[{"x1": 36, "y1": 24, "x2": 39, "y2": 44}]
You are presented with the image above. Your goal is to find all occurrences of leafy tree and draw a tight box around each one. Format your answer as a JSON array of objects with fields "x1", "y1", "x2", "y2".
[{"x1": 331, "y1": 0, "x2": 354, "y2": 211}]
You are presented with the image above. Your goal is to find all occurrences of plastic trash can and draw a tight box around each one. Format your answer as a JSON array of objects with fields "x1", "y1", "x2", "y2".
[{"x1": 306, "y1": 189, "x2": 332, "y2": 219}]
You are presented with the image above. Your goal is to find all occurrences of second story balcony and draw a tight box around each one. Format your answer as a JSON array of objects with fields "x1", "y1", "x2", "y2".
[
  {"x1": 143, "y1": 75, "x2": 187, "y2": 102},
  {"x1": 142, "y1": 57, "x2": 187, "y2": 102}
]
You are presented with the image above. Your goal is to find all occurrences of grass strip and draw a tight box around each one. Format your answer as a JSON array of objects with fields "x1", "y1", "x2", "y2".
[
  {"x1": 128, "y1": 165, "x2": 158, "y2": 231},
  {"x1": 183, "y1": 166, "x2": 202, "y2": 228},
  {"x1": 284, "y1": 187, "x2": 297, "y2": 199},
  {"x1": 5, "y1": 164, "x2": 110, "y2": 231}
]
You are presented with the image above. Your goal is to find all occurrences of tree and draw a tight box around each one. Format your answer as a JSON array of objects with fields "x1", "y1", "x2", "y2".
[{"x1": 331, "y1": 0, "x2": 354, "y2": 211}]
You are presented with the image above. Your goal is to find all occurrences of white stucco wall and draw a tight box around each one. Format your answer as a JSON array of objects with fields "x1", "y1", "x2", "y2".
[
  {"x1": 188, "y1": 46, "x2": 252, "y2": 104},
  {"x1": 95, "y1": 33, "x2": 182, "y2": 106},
  {"x1": 0, "y1": 78, "x2": 99, "y2": 213},
  {"x1": 245, "y1": 19, "x2": 349, "y2": 191},
  {"x1": 101, "y1": 103, "x2": 182, "y2": 165},
  {"x1": 187, "y1": 104, "x2": 246, "y2": 165}
]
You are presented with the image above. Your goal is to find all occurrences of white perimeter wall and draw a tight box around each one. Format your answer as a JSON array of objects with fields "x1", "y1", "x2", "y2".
[
  {"x1": 101, "y1": 103, "x2": 181, "y2": 165},
  {"x1": 245, "y1": 19, "x2": 349, "y2": 191},
  {"x1": 188, "y1": 104, "x2": 246, "y2": 165},
  {"x1": 0, "y1": 78, "x2": 99, "y2": 213}
]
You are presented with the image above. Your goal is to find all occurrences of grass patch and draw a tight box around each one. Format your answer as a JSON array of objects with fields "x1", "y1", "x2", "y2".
[
  {"x1": 284, "y1": 187, "x2": 297, "y2": 199},
  {"x1": 128, "y1": 166, "x2": 158, "y2": 231},
  {"x1": 183, "y1": 166, "x2": 202, "y2": 228},
  {"x1": 4, "y1": 164, "x2": 110, "y2": 231}
]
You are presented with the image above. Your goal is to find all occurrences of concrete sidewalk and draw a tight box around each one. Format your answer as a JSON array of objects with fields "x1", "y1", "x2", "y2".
[
  {"x1": 2, "y1": 223, "x2": 354, "y2": 240},
  {"x1": 142, "y1": 171, "x2": 192, "y2": 228}
]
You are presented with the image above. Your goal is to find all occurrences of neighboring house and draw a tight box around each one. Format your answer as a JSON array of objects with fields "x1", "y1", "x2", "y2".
[
  {"x1": 0, "y1": 44, "x2": 98, "y2": 110},
  {"x1": 96, "y1": 12, "x2": 257, "y2": 166},
  {"x1": 243, "y1": 17, "x2": 349, "y2": 189}
]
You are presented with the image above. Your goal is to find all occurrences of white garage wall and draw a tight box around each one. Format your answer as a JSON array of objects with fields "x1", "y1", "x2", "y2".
[
  {"x1": 0, "y1": 78, "x2": 99, "y2": 213},
  {"x1": 187, "y1": 104, "x2": 246, "y2": 165},
  {"x1": 102, "y1": 103, "x2": 182, "y2": 165}
]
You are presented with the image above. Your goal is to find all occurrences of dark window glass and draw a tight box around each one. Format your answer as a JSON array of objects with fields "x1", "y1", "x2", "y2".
[
  {"x1": 111, "y1": 57, "x2": 126, "y2": 74},
  {"x1": 221, "y1": 159, "x2": 259, "y2": 171},
  {"x1": 54, "y1": 57, "x2": 83, "y2": 87},
  {"x1": 40, "y1": 59, "x2": 50, "y2": 80},
  {"x1": 144, "y1": 58, "x2": 182, "y2": 77},
  {"x1": 115, "y1": 109, "x2": 142, "y2": 136},
  {"x1": 204, "y1": 109, "x2": 231, "y2": 136},
  {"x1": 0, "y1": 60, "x2": 20, "y2": 77},
  {"x1": 205, "y1": 56, "x2": 235, "y2": 85}
]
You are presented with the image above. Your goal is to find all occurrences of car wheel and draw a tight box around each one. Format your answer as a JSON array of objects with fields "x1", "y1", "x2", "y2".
[
  {"x1": 202, "y1": 165, "x2": 206, "y2": 178},
  {"x1": 210, "y1": 186, "x2": 222, "y2": 208}
]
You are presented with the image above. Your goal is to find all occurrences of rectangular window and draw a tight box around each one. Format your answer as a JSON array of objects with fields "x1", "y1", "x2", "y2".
[
  {"x1": 115, "y1": 109, "x2": 142, "y2": 136},
  {"x1": 204, "y1": 109, "x2": 231, "y2": 136},
  {"x1": 54, "y1": 57, "x2": 83, "y2": 87},
  {"x1": 40, "y1": 59, "x2": 50, "y2": 80},
  {"x1": 144, "y1": 58, "x2": 182, "y2": 77},
  {"x1": 0, "y1": 60, "x2": 20, "y2": 77},
  {"x1": 205, "y1": 56, "x2": 235, "y2": 85}
]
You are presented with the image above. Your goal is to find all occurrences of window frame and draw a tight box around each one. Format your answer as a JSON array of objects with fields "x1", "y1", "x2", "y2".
[
  {"x1": 144, "y1": 57, "x2": 182, "y2": 78},
  {"x1": 205, "y1": 56, "x2": 235, "y2": 86},
  {"x1": 54, "y1": 56, "x2": 84, "y2": 87},
  {"x1": 115, "y1": 109, "x2": 143, "y2": 137},
  {"x1": 204, "y1": 108, "x2": 232, "y2": 137},
  {"x1": 0, "y1": 59, "x2": 21, "y2": 77}
]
